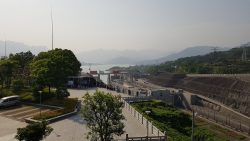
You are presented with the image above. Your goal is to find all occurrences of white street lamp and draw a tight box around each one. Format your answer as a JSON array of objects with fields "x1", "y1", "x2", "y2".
[
  {"x1": 38, "y1": 91, "x2": 42, "y2": 118},
  {"x1": 145, "y1": 110, "x2": 151, "y2": 137}
]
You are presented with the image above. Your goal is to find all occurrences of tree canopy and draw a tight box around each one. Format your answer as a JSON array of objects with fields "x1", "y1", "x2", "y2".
[
  {"x1": 81, "y1": 91, "x2": 125, "y2": 141},
  {"x1": 0, "y1": 59, "x2": 17, "y2": 87},
  {"x1": 15, "y1": 120, "x2": 53, "y2": 141},
  {"x1": 31, "y1": 48, "x2": 81, "y2": 90}
]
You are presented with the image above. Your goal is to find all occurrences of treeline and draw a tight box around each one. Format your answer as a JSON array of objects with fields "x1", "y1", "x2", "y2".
[
  {"x1": 0, "y1": 48, "x2": 81, "y2": 97},
  {"x1": 130, "y1": 44, "x2": 250, "y2": 74}
]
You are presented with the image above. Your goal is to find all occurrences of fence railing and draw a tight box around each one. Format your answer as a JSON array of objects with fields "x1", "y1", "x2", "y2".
[
  {"x1": 193, "y1": 106, "x2": 250, "y2": 136},
  {"x1": 187, "y1": 74, "x2": 250, "y2": 77},
  {"x1": 121, "y1": 98, "x2": 165, "y2": 137},
  {"x1": 125, "y1": 134, "x2": 166, "y2": 141},
  {"x1": 123, "y1": 96, "x2": 153, "y2": 102}
]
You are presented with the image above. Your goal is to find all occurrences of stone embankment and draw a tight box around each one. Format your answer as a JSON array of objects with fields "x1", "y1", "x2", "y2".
[{"x1": 147, "y1": 73, "x2": 250, "y2": 117}]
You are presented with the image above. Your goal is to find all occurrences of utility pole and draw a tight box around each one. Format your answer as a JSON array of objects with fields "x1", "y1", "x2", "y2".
[
  {"x1": 191, "y1": 110, "x2": 195, "y2": 141},
  {"x1": 242, "y1": 47, "x2": 247, "y2": 61},
  {"x1": 211, "y1": 47, "x2": 219, "y2": 62},
  {"x1": 4, "y1": 39, "x2": 6, "y2": 58},
  {"x1": 51, "y1": 7, "x2": 54, "y2": 50}
]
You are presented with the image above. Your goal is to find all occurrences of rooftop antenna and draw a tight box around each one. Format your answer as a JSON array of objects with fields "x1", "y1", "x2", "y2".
[{"x1": 51, "y1": 7, "x2": 54, "y2": 50}]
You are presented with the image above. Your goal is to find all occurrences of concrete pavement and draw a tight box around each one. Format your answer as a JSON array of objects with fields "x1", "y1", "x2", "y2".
[
  {"x1": 0, "y1": 116, "x2": 26, "y2": 141},
  {"x1": 0, "y1": 88, "x2": 154, "y2": 141},
  {"x1": 68, "y1": 88, "x2": 154, "y2": 138}
]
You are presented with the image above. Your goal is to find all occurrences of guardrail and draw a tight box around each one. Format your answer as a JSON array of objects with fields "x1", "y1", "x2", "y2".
[
  {"x1": 121, "y1": 98, "x2": 165, "y2": 137},
  {"x1": 123, "y1": 96, "x2": 153, "y2": 102},
  {"x1": 187, "y1": 74, "x2": 250, "y2": 77},
  {"x1": 125, "y1": 134, "x2": 166, "y2": 141}
]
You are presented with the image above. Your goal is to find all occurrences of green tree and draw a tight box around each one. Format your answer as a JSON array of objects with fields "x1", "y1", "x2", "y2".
[
  {"x1": 81, "y1": 91, "x2": 125, "y2": 141},
  {"x1": 31, "y1": 48, "x2": 81, "y2": 93},
  {"x1": 9, "y1": 51, "x2": 34, "y2": 80},
  {"x1": 0, "y1": 59, "x2": 17, "y2": 87},
  {"x1": 15, "y1": 120, "x2": 53, "y2": 141}
]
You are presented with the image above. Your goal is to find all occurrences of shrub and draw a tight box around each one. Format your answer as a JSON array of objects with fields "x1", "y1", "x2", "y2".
[{"x1": 55, "y1": 87, "x2": 70, "y2": 99}]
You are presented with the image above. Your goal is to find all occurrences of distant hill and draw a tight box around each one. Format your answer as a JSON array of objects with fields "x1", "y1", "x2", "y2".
[
  {"x1": 141, "y1": 42, "x2": 250, "y2": 74},
  {"x1": 76, "y1": 49, "x2": 170, "y2": 65},
  {"x1": 139, "y1": 46, "x2": 230, "y2": 65},
  {"x1": 104, "y1": 56, "x2": 137, "y2": 64},
  {"x1": 0, "y1": 40, "x2": 47, "y2": 57}
]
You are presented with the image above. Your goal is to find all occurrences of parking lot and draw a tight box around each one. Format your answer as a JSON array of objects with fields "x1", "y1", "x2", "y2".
[{"x1": 0, "y1": 104, "x2": 52, "y2": 122}]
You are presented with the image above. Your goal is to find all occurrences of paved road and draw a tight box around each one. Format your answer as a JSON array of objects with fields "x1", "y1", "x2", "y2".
[
  {"x1": 0, "y1": 105, "x2": 52, "y2": 122},
  {"x1": 68, "y1": 88, "x2": 154, "y2": 139},
  {"x1": 45, "y1": 114, "x2": 88, "y2": 141},
  {"x1": 0, "y1": 88, "x2": 153, "y2": 141},
  {"x1": 0, "y1": 116, "x2": 26, "y2": 141}
]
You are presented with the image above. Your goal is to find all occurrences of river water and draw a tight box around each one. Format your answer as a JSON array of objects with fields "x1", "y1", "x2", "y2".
[{"x1": 81, "y1": 64, "x2": 131, "y2": 84}]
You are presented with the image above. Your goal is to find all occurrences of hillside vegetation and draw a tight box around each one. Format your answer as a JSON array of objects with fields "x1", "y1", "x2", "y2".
[{"x1": 131, "y1": 43, "x2": 250, "y2": 74}]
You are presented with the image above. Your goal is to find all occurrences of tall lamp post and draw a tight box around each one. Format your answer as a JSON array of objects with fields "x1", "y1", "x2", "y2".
[
  {"x1": 191, "y1": 109, "x2": 197, "y2": 141},
  {"x1": 145, "y1": 110, "x2": 151, "y2": 138},
  {"x1": 38, "y1": 91, "x2": 42, "y2": 118}
]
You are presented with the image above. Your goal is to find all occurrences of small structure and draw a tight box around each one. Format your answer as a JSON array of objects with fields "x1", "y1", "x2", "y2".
[{"x1": 67, "y1": 72, "x2": 104, "y2": 88}]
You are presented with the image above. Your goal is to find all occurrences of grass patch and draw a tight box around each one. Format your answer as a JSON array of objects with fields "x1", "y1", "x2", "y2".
[
  {"x1": 131, "y1": 101, "x2": 246, "y2": 141},
  {"x1": 33, "y1": 98, "x2": 78, "y2": 120}
]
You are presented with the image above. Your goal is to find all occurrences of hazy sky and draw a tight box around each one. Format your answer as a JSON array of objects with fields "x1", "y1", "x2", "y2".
[{"x1": 0, "y1": 0, "x2": 250, "y2": 54}]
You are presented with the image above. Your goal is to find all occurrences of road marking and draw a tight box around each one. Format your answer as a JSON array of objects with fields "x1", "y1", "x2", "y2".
[
  {"x1": 7, "y1": 108, "x2": 39, "y2": 117},
  {"x1": 17, "y1": 109, "x2": 51, "y2": 120},
  {"x1": 0, "y1": 106, "x2": 33, "y2": 115}
]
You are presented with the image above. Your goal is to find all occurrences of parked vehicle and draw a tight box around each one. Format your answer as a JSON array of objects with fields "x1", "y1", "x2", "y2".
[{"x1": 0, "y1": 95, "x2": 21, "y2": 107}]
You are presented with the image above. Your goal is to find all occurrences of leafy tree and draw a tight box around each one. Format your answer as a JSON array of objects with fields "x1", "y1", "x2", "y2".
[
  {"x1": 31, "y1": 48, "x2": 81, "y2": 93},
  {"x1": 0, "y1": 59, "x2": 17, "y2": 87},
  {"x1": 9, "y1": 51, "x2": 34, "y2": 80},
  {"x1": 15, "y1": 120, "x2": 53, "y2": 141},
  {"x1": 81, "y1": 91, "x2": 125, "y2": 141}
]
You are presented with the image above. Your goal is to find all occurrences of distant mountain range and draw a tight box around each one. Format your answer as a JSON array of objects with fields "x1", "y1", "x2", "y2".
[
  {"x1": 0, "y1": 40, "x2": 47, "y2": 57},
  {"x1": 0, "y1": 40, "x2": 232, "y2": 66},
  {"x1": 77, "y1": 46, "x2": 230, "y2": 65},
  {"x1": 75, "y1": 49, "x2": 170, "y2": 65},
  {"x1": 138, "y1": 46, "x2": 230, "y2": 65}
]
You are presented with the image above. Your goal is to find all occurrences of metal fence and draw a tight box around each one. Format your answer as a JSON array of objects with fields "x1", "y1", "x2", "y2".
[
  {"x1": 193, "y1": 105, "x2": 250, "y2": 135},
  {"x1": 121, "y1": 98, "x2": 165, "y2": 137},
  {"x1": 125, "y1": 134, "x2": 166, "y2": 141}
]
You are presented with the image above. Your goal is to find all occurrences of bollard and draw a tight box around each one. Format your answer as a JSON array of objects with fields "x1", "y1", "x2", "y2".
[
  {"x1": 214, "y1": 110, "x2": 216, "y2": 122},
  {"x1": 248, "y1": 124, "x2": 250, "y2": 135},
  {"x1": 239, "y1": 121, "x2": 242, "y2": 131},
  {"x1": 142, "y1": 115, "x2": 143, "y2": 124},
  {"x1": 151, "y1": 122, "x2": 153, "y2": 134}
]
